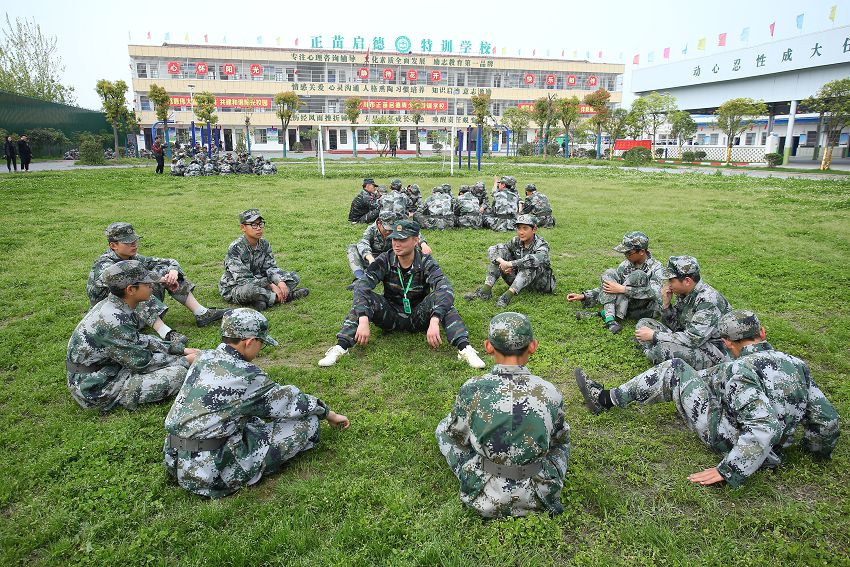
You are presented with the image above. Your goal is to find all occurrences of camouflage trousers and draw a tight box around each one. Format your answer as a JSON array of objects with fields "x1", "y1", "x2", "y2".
[
  {"x1": 588, "y1": 268, "x2": 659, "y2": 321},
  {"x1": 336, "y1": 291, "x2": 469, "y2": 349},
  {"x1": 221, "y1": 274, "x2": 300, "y2": 309},
  {"x1": 636, "y1": 319, "x2": 730, "y2": 371},
  {"x1": 484, "y1": 244, "x2": 556, "y2": 294},
  {"x1": 164, "y1": 414, "x2": 321, "y2": 499},
  {"x1": 486, "y1": 215, "x2": 516, "y2": 232},
  {"x1": 134, "y1": 277, "x2": 196, "y2": 328},
  {"x1": 455, "y1": 214, "x2": 483, "y2": 228},
  {"x1": 418, "y1": 215, "x2": 455, "y2": 230},
  {"x1": 610, "y1": 358, "x2": 736, "y2": 456},
  {"x1": 68, "y1": 362, "x2": 188, "y2": 412},
  {"x1": 535, "y1": 214, "x2": 555, "y2": 228},
  {"x1": 345, "y1": 244, "x2": 372, "y2": 275}
]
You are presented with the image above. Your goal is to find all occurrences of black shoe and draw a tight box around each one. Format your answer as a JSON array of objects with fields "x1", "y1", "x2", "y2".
[
  {"x1": 464, "y1": 287, "x2": 492, "y2": 301},
  {"x1": 165, "y1": 330, "x2": 188, "y2": 348},
  {"x1": 495, "y1": 292, "x2": 513, "y2": 308},
  {"x1": 606, "y1": 321, "x2": 623, "y2": 334},
  {"x1": 286, "y1": 288, "x2": 310, "y2": 302},
  {"x1": 575, "y1": 368, "x2": 606, "y2": 415},
  {"x1": 195, "y1": 308, "x2": 227, "y2": 327},
  {"x1": 575, "y1": 310, "x2": 600, "y2": 321},
  {"x1": 346, "y1": 280, "x2": 357, "y2": 291},
  {"x1": 251, "y1": 300, "x2": 268, "y2": 312}
]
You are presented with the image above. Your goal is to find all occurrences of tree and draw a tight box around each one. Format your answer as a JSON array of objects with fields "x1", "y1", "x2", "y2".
[
  {"x1": 0, "y1": 14, "x2": 75, "y2": 104},
  {"x1": 193, "y1": 91, "x2": 218, "y2": 125},
  {"x1": 148, "y1": 84, "x2": 171, "y2": 150},
  {"x1": 626, "y1": 97, "x2": 649, "y2": 139},
  {"x1": 344, "y1": 97, "x2": 362, "y2": 158},
  {"x1": 803, "y1": 78, "x2": 850, "y2": 170},
  {"x1": 273, "y1": 91, "x2": 301, "y2": 158},
  {"x1": 409, "y1": 99, "x2": 424, "y2": 156},
  {"x1": 531, "y1": 95, "x2": 557, "y2": 156},
  {"x1": 555, "y1": 96, "x2": 581, "y2": 158},
  {"x1": 641, "y1": 91, "x2": 677, "y2": 144},
  {"x1": 669, "y1": 110, "x2": 697, "y2": 151},
  {"x1": 584, "y1": 88, "x2": 611, "y2": 158},
  {"x1": 603, "y1": 108, "x2": 629, "y2": 159},
  {"x1": 502, "y1": 107, "x2": 531, "y2": 155},
  {"x1": 95, "y1": 79, "x2": 131, "y2": 157},
  {"x1": 715, "y1": 97, "x2": 768, "y2": 163},
  {"x1": 368, "y1": 117, "x2": 398, "y2": 157},
  {"x1": 470, "y1": 92, "x2": 491, "y2": 161}
]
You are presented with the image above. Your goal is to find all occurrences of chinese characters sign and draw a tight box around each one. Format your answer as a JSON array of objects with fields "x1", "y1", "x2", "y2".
[
  {"x1": 517, "y1": 102, "x2": 597, "y2": 114},
  {"x1": 359, "y1": 100, "x2": 448, "y2": 111},
  {"x1": 306, "y1": 34, "x2": 494, "y2": 55},
  {"x1": 168, "y1": 96, "x2": 272, "y2": 108}
]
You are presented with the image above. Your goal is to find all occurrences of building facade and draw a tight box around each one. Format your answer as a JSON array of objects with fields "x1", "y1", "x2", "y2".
[{"x1": 129, "y1": 43, "x2": 623, "y2": 154}]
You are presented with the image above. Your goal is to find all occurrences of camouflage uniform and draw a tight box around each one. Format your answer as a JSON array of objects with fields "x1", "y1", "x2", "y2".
[
  {"x1": 436, "y1": 313, "x2": 570, "y2": 517},
  {"x1": 87, "y1": 223, "x2": 196, "y2": 329},
  {"x1": 581, "y1": 232, "x2": 665, "y2": 321},
  {"x1": 379, "y1": 179, "x2": 410, "y2": 218},
  {"x1": 348, "y1": 179, "x2": 380, "y2": 223},
  {"x1": 637, "y1": 256, "x2": 732, "y2": 370},
  {"x1": 484, "y1": 231, "x2": 556, "y2": 295},
  {"x1": 219, "y1": 230, "x2": 301, "y2": 309},
  {"x1": 486, "y1": 177, "x2": 520, "y2": 232},
  {"x1": 522, "y1": 184, "x2": 555, "y2": 228},
  {"x1": 470, "y1": 181, "x2": 489, "y2": 210},
  {"x1": 454, "y1": 191, "x2": 484, "y2": 228},
  {"x1": 417, "y1": 184, "x2": 455, "y2": 229},
  {"x1": 164, "y1": 309, "x2": 334, "y2": 498},
  {"x1": 404, "y1": 184, "x2": 423, "y2": 215},
  {"x1": 67, "y1": 262, "x2": 189, "y2": 411},
  {"x1": 346, "y1": 211, "x2": 398, "y2": 276}
]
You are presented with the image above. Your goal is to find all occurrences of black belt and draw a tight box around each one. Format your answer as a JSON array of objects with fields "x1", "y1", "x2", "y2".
[
  {"x1": 480, "y1": 456, "x2": 543, "y2": 479},
  {"x1": 494, "y1": 213, "x2": 515, "y2": 219},
  {"x1": 66, "y1": 360, "x2": 105, "y2": 374},
  {"x1": 167, "y1": 434, "x2": 229, "y2": 452}
]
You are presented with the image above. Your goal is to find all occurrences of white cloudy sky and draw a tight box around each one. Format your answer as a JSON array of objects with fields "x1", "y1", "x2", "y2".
[{"x1": 5, "y1": 0, "x2": 846, "y2": 109}]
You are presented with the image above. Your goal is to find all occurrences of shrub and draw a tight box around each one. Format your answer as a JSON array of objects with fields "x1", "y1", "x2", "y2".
[
  {"x1": 654, "y1": 148, "x2": 665, "y2": 158},
  {"x1": 681, "y1": 151, "x2": 696, "y2": 162},
  {"x1": 546, "y1": 143, "x2": 561, "y2": 156},
  {"x1": 765, "y1": 152, "x2": 783, "y2": 167},
  {"x1": 694, "y1": 150, "x2": 707, "y2": 160},
  {"x1": 517, "y1": 143, "x2": 534, "y2": 156},
  {"x1": 293, "y1": 141, "x2": 304, "y2": 152},
  {"x1": 431, "y1": 142, "x2": 443, "y2": 153},
  {"x1": 586, "y1": 148, "x2": 596, "y2": 159},
  {"x1": 623, "y1": 146, "x2": 653, "y2": 165},
  {"x1": 79, "y1": 135, "x2": 106, "y2": 165}
]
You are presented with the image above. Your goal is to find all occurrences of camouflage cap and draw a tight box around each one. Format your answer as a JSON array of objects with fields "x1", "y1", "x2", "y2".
[
  {"x1": 488, "y1": 312, "x2": 534, "y2": 352},
  {"x1": 441, "y1": 183, "x2": 452, "y2": 193},
  {"x1": 515, "y1": 214, "x2": 538, "y2": 227},
  {"x1": 220, "y1": 308, "x2": 278, "y2": 347},
  {"x1": 105, "y1": 222, "x2": 141, "y2": 243},
  {"x1": 663, "y1": 255, "x2": 701, "y2": 279},
  {"x1": 458, "y1": 185, "x2": 470, "y2": 194},
  {"x1": 499, "y1": 175, "x2": 516, "y2": 189},
  {"x1": 525, "y1": 183, "x2": 537, "y2": 192},
  {"x1": 387, "y1": 219, "x2": 421, "y2": 239},
  {"x1": 390, "y1": 178, "x2": 402, "y2": 190},
  {"x1": 409, "y1": 183, "x2": 421, "y2": 193},
  {"x1": 473, "y1": 181, "x2": 485, "y2": 190},
  {"x1": 102, "y1": 260, "x2": 158, "y2": 289},
  {"x1": 363, "y1": 177, "x2": 376, "y2": 187},
  {"x1": 718, "y1": 309, "x2": 761, "y2": 341},
  {"x1": 613, "y1": 231, "x2": 650, "y2": 253},
  {"x1": 378, "y1": 210, "x2": 400, "y2": 224},
  {"x1": 239, "y1": 209, "x2": 263, "y2": 224}
]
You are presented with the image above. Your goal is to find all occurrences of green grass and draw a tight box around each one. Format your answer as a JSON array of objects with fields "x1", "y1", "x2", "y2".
[{"x1": 1, "y1": 164, "x2": 849, "y2": 566}]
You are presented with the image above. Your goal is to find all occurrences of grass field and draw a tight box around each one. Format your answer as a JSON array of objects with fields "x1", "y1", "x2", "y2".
[{"x1": 1, "y1": 162, "x2": 849, "y2": 566}]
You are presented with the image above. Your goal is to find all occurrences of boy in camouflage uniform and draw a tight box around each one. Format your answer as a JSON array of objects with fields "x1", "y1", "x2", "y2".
[
  {"x1": 576, "y1": 310, "x2": 840, "y2": 487},
  {"x1": 67, "y1": 261, "x2": 200, "y2": 411},
  {"x1": 470, "y1": 180, "x2": 489, "y2": 210},
  {"x1": 454, "y1": 187, "x2": 484, "y2": 228},
  {"x1": 164, "y1": 308, "x2": 350, "y2": 498},
  {"x1": 567, "y1": 231, "x2": 665, "y2": 334},
  {"x1": 465, "y1": 215, "x2": 556, "y2": 308},
  {"x1": 417, "y1": 184, "x2": 455, "y2": 229},
  {"x1": 404, "y1": 184, "x2": 423, "y2": 216},
  {"x1": 348, "y1": 177, "x2": 380, "y2": 223},
  {"x1": 436, "y1": 312, "x2": 570, "y2": 517},
  {"x1": 634, "y1": 256, "x2": 732, "y2": 370},
  {"x1": 219, "y1": 209, "x2": 309, "y2": 311},
  {"x1": 88, "y1": 222, "x2": 226, "y2": 343},
  {"x1": 486, "y1": 175, "x2": 520, "y2": 231},
  {"x1": 319, "y1": 220, "x2": 485, "y2": 369},
  {"x1": 520, "y1": 184, "x2": 555, "y2": 227},
  {"x1": 345, "y1": 211, "x2": 433, "y2": 284},
  {"x1": 378, "y1": 178, "x2": 410, "y2": 218}
]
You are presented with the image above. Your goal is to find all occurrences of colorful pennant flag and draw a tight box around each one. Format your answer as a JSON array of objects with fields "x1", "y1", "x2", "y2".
[
  {"x1": 572, "y1": 49, "x2": 577, "y2": 58},
  {"x1": 718, "y1": 33, "x2": 727, "y2": 46},
  {"x1": 663, "y1": 47, "x2": 670, "y2": 59},
  {"x1": 697, "y1": 37, "x2": 706, "y2": 50},
  {"x1": 829, "y1": 5, "x2": 837, "y2": 22},
  {"x1": 294, "y1": 38, "x2": 299, "y2": 46},
  {"x1": 796, "y1": 13, "x2": 804, "y2": 30},
  {"x1": 682, "y1": 44, "x2": 688, "y2": 55},
  {"x1": 164, "y1": 32, "x2": 170, "y2": 41},
  {"x1": 598, "y1": 50, "x2": 603, "y2": 59},
  {"x1": 503, "y1": 48, "x2": 508, "y2": 55},
  {"x1": 183, "y1": 33, "x2": 189, "y2": 41},
  {"x1": 647, "y1": 52, "x2": 655, "y2": 63},
  {"x1": 256, "y1": 36, "x2": 263, "y2": 45},
  {"x1": 632, "y1": 53, "x2": 639, "y2": 65},
  {"x1": 127, "y1": 31, "x2": 131, "y2": 40},
  {"x1": 204, "y1": 34, "x2": 208, "y2": 43},
  {"x1": 146, "y1": 31, "x2": 151, "y2": 40},
  {"x1": 276, "y1": 37, "x2": 281, "y2": 46},
  {"x1": 769, "y1": 22, "x2": 775, "y2": 36},
  {"x1": 740, "y1": 27, "x2": 750, "y2": 41}
]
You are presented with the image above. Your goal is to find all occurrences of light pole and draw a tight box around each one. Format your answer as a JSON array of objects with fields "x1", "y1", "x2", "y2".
[
  {"x1": 187, "y1": 83, "x2": 196, "y2": 152},
  {"x1": 450, "y1": 88, "x2": 459, "y2": 176}
]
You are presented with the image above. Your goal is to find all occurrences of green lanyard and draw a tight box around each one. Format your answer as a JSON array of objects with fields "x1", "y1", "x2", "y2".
[{"x1": 396, "y1": 266, "x2": 413, "y2": 314}]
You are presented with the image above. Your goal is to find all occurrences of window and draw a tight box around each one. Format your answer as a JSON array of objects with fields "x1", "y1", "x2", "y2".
[
  {"x1": 278, "y1": 129, "x2": 286, "y2": 144},
  {"x1": 339, "y1": 129, "x2": 348, "y2": 144},
  {"x1": 328, "y1": 69, "x2": 336, "y2": 83},
  {"x1": 805, "y1": 130, "x2": 818, "y2": 147},
  {"x1": 326, "y1": 99, "x2": 338, "y2": 113},
  {"x1": 492, "y1": 102, "x2": 502, "y2": 116},
  {"x1": 136, "y1": 63, "x2": 147, "y2": 78},
  {"x1": 357, "y1": 129, "x2": 368, "y2": 144},
  {"x1": 456, "y1": 73, "x2": 466, "y2": 87},
  {"x1": 492, "y1": 74, "x2": 502, "y2": 88},
  {"x1": 709, "y1": 133, "x2": 719, "y2": 145},
  {"x1": 745, "y1": 133, "x2": 756, "y2": 145},
  {"x1": 139, "y1": 95, "x2": 151, "y2": 111},
  {"x1": 287, "y1": 68, "x2": 296, "y2": 81},
  {"x1": 761, "y1": 132, "x2": 768, "y2": 145},
  {"x1": 254, "y1": 129, "x2": 267, "y2": 144}
]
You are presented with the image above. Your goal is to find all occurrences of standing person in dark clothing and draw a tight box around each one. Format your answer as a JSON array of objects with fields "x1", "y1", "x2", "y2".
[
  {"x1": 17, "y1": 135, "x2": 32, "y2": 172},
  {"x1": 4, "y1": 135, "x2": 17, "y2": 172},
  {"x1": 152, "y1": 136, "x2": 165, "y2": 174}
]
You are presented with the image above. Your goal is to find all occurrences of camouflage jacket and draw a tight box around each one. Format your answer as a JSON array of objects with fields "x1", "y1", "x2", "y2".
[
  {"x1": 219, "y1": 236, "x2": 287, "y2": 295},
  {"x1": 704, "y1": 342, "x2": 840, "y2": 486},
  {"x1": 353, "y1": 249, "x2": 455, "y2": 317},
  {"x1": 497, "y1": 234, "x2": 552, "y2": 271},
  {"x1": 87, "y1": 249, "x2": 180, "y2": 306},
  {"x1": 67, "y1": 295, "x2": 187, "y2": 409},
  {"x1": 348, "y1": 189, "x2": 379, "y2": 223},
  {"x1": 354, "y1": 222, "x2": 427, "y2": 261},
  {"x1": 491, "y1": 190, "x2": 520, "y2": 217},
  {"x1": 165, "y1": 343, "x2": 330, "y2": 498},
  {"x1": 436, "y1": 364, "x2": 570, "y2": 517},
  {"x1": 657, "y1": 281, "x2": 732, "y2": 348},
  {"x1": 522, "y1": 192, "x2": 552, "y2": 216},
  {"x1": 583, "y1": 255, "x2": 665, "y2": 305},
  {"x1": 379, "y1": 191, "x2": 410, "y2": 217},
  {"x1": 404, "y1": 191, "x2": 423, "y2": 213}
]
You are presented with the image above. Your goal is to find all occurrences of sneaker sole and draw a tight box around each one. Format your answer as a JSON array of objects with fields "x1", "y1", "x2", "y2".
[{"x1": 575, "y1": 368, "x2": 602, "y2": 415}]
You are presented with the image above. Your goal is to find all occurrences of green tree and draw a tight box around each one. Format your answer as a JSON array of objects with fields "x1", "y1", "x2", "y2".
[
  {"x1": 409, "y1": 99, "x2": 424, "y2": 156},
  {"x1": 583, "y1": 88, "x2": 611, "y2": 157},
  {"x1": 368, "y1": 117, "x2": 398, "y2": 157},
  {"x1": 273, "y1": 91, "x2": 301, "y2": 158},
  {"x1": 95, "y1": 79, "x2": 132, "y2": 158},
  {"x1": 0, "y1": 14, "x2": 76, "y2": 104},
  {"x1": 501, "y1": 106, "x2": 531, "y2": 155},
  {"x1": 669, "y1": 110, "x2": 697, "y2": 152},
  {"x1": 147, "y1": 84, "x2": 172, "y2": 155},
  {"x1": 626, "y1": 97, "x2": 648, "y2": 139},
  {"x1": 803, "y1": 78, "x2": 850, "y2": 170},
  {"x1": 603, "y1": 108, "x2": 630, "y2": 159},
  {"x1": 555, "y1": 96, "x2": 581, "y2": 158},
  {"x1": 715, "y1": 97, "x2": 767, "y2": 163},
  {"x1": 193, "y1": 91, "x2": 218, "y2": 125},
  {"x1": 531, "y1": 95, "x2": 557, "y2": 156},
  {"x1": 470, "y1": 93, "x2": 491, "y2": 157},
  {"x1": 345, "y1": 97, "x2": 363, "y2": 158},
  {"x1": 641, "y1": 91, "x2": 677, "y2": 144}
]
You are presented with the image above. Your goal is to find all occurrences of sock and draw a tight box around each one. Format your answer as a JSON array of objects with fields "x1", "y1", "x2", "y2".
[
  {"x1": 191, "y1": 305, "x2": 208, "y2": 316},
  {"x1": 337, "y1": 339, "x2": 352, "y2": 350},
  {"x1": 354, "y1": 270, "x2": 364, "y2": 279},
  {"x1": 603, "y1": 315, "x2": 615, "y2": 324},
  {"x1": 598, "y1": 390, "x2": 614, "y2": 408},
  {"x1": 456, "y1": 340, "x2": 470, "y2": 351},
  {"x1": 481, "y1": 283, "x2": 493, "y2": 292},
  {"x1": 156, "y1": 323, "x2": 173, "y2": 338}
]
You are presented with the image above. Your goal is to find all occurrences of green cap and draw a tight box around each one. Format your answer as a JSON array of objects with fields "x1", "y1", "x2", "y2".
[
  {"x1": 525, "y1": 183, "x2": 537, "y2": 192},
  {"x1": 390, "y1": 178, "x2": 402, "y2": 190},
  {"x1": 387, "y1": 219, "x2": 420, "y2": 239},
  {"x1": 499, "y1": 175, "x2": 516, "y2": 189},
  {"x1": 378, "y1": 210, "x2": 400, "y2": 224},
  {"x1": 515, "y1": 214, "x2": 537, "y2": 227},
  {"x1": 220, "y1": 308, "x2": 279, "y2": 347},
  {"x1": 663, "y1": 255, "x2": 701, "y2": 279},
  {"x1": 239, "y1": 209, "x2": 263, "y2": 224},
  {"x1": 105, "y1": 222, "x2": 141, "y2": 243},
  {"x1": 613, "y1": 231, "x2": 650, "y2": 253},
  {"x1": 409, "y1": 183, "x2": 421, "y2": 193},
  {"x1": 102, "y1": 260, "x2": 159, "y2": 289},
  {"x1": 363, "y1": 178, "x2": 375, "y2": 187},
  {"x1": 473, "y1": 181, "x2": 485, "y2": 190},
  {"x1": 488, "y1": 312, "x2": 534, "y2": 352},
  {"x1": 718, "y1": 310, "x2": 761, "y2": 341}
]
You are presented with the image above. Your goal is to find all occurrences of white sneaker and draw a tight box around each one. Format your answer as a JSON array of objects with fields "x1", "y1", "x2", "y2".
[
  {"x1": 318, "y1": 345, "x2": 348, "y2": 367},
  {"x1": 457, "y1": 345, "x2": 486, "y2": 369}
]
